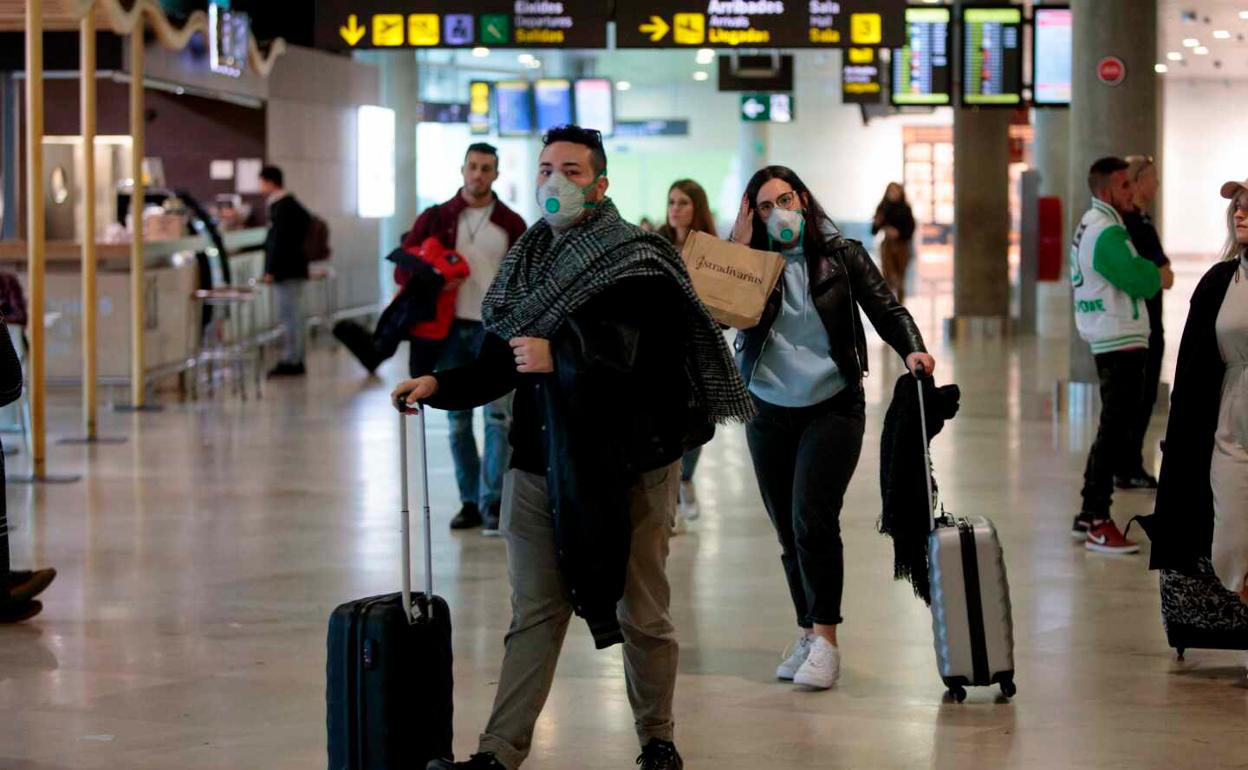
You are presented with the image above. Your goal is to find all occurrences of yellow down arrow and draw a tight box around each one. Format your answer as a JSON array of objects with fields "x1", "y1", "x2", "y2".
[
  {"x1": 340, "y1": 14, "x2": 366, "y2": 47},
  {"x1": 639, "y1": 15, "x2": 670, "y2": 43}
]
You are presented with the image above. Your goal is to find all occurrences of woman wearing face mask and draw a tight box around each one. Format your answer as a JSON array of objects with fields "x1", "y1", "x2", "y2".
[
  {"x1": 1141, "y1": 179, "x2": 1248, "y2": 606},
  {"x1": 731, "y1": 166, "x2": 934, "y2": 690},
  {"x1": 659, "y1": 180, "x2": 718, "y2": 531}
]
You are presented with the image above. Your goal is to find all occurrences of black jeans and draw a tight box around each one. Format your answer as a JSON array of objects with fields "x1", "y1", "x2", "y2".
[
  {"x1": 1123, "y1": 324, "x2": 1164, "y2": 477},
  {"x1": 745, "y1": 387, "x2": 866, "y2": 628},
  {"x1": 1081, "y1": 349, "x2": 1148, "y2": 517}
]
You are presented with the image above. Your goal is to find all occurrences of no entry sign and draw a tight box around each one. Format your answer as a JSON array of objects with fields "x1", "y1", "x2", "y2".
[{"x1": 1097, "y1": 56, "x2": 1126, "y2": 86}]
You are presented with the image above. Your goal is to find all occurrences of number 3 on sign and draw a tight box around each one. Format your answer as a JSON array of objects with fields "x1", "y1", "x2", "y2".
[{"x1": 850, "y1": 13, "x2": 882, "y2": 45}]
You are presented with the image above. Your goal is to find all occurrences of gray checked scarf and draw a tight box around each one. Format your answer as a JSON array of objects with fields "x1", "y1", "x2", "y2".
[{"x1": 481, "y1": 200, "x2": 755, "y2": 424}]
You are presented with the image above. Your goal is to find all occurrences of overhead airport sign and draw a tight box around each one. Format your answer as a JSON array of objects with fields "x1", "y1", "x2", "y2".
[
  {"x1": 616, "y1": 1, "x2": 907, "y2": 49},
  {"x1": 314, "y1": 1, "x2": 609, "y2": 50},
  {"x1": 740, "y1": 93, "x2": 795, "y2": 123},
  {"x1": 841, "y1": 47, "x2": 882, "y2": 104}
]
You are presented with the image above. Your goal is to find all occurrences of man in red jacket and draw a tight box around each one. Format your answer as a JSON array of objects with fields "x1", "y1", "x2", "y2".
[{"x1": 401, "y1": 143, "x2": 527, "y2": 535}]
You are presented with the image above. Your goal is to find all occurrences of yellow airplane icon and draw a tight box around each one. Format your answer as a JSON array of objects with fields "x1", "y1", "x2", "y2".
[{"x1": 372, "y1": 14, "x2": 405, "y2": 46}]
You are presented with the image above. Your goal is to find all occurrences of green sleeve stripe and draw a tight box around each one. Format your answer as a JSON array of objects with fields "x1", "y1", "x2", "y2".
[{"x1": 1092, "y1": 226, "x2": 1162, "y2": 300}]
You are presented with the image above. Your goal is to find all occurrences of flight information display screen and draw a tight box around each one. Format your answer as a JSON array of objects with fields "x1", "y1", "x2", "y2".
[
  {"x1": 534, "y1": 79, "x2": 573, "y2": 133},
  {"x1": 961, "y1": 6, "x2": 1024, "y2": 106},
  {"x1": 496, "y1": 80, "x2": 534, "y2": 136},
  {"x1": 574, "y1": 79, "x2": 615, "y2": 137},
  {"x1": 1033, "y1": 6, "x2": 1072, "y2": 106},
  {"x1": 891, "y1": 6, "x2": 952, "y2": 106}
]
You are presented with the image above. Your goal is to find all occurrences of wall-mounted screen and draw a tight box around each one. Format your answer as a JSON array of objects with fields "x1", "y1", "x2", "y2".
[
  {"x1": 1033, "y1": 6, "x2": 1072, "y2": 106},
  {"x1": 574, "y1": 79, "x2": 615, "y2": 137},
  {"x1": 892, "y1": 6, "x2": 952, "y2": 106},
  {"x1": 496, "y1": 80, "x2": 534, "y2": 137},
  {"x1": 961, "y1": 6, "x2": 1024, "y2": 106},
  {"x1": 534, "y1": 79, "x2": 573, "y2": 133}
]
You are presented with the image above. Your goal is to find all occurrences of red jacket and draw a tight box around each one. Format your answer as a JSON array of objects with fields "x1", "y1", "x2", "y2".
[{"x1": 402, "y1": 237, "x2": 471, "y2": 341}]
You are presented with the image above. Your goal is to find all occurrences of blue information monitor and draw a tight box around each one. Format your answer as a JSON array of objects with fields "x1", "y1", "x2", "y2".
[
  {"x1": 534, "y1": 79, "x2": 574, "y2": 133},
  {"x1": 496, "y1": 81, "x2": 534, "y2": 137}
]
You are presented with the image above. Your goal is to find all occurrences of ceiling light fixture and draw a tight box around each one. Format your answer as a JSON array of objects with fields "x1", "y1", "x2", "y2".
[
  {"x1": 472, "y1": 47, "x2": 490, "y2": 58},
  {"x1": 1154, "y1": 63, "x2": 1169, "y2": 73},
  {"x1": 1183, "y1": 37, "x2": 1200, "y2": 47},
  {"x1": 696, "y1": 48, "x2": 715, "y2": 65},
  {"x1": 616, "y1": 80, "x2": 632, "y2": 91},
  {"x1": 1214, "y1": 29, "x2": 1232, "y2": 39},
  {"x1": 1241, "y1": 10, "x2": 1248, "y2": 20},
  {"x1": 1167, "y1": 51, "x2": 1183, "y2": 61},
  {"x1": 693, "y1": 71, "x2": 710, "y2": 81},
  {"x1": 1194, "y1": 46, "x2": 1210, "y2": 55},
  {"x1": 517, "y1": 53, "x2": 535, "y2": 65}
]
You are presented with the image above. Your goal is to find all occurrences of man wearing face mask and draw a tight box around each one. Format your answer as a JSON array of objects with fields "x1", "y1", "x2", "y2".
[{"x1": 393, "y1": 125, "x2": 753, "y2": 770}]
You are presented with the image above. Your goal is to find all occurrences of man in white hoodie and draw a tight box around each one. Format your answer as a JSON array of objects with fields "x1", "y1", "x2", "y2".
[{"x1": 1070, "y1": 157, "x2": 1173, "y2": 554}]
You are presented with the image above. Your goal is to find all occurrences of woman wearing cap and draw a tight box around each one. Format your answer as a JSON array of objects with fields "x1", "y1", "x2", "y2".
[
  {"x1": 731, "y1": 166, "x2": 933, "y2": 689},
  {"x1": 1120, "y1": 155, "x2": 1175, "y2": 489},
  {"x1": 658, "y1": 179, "x2": 718, "y2": 532},
  {"x1": 1144, "y1": 178, "x2": 1248, "y2": 604}
]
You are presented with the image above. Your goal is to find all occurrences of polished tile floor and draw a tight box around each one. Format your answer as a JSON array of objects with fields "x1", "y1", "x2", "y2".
[{"x1": 2, "y1": 262, "x2": 1244, "y2": 770}]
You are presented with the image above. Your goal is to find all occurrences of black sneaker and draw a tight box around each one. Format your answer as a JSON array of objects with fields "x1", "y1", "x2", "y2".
[
  {"x1": 1116, "y1": 472, "x2": 1158, "y2": 490},
  {"x1": 267, "y1": 362, "x2": 306, "y2": 378},
  {"x1": 426, "y1": 753, "x2": 505, "y2": 770},
  {"x1": 482, "y1": 501, "x2": 502, "y2": 538},
  {"x1": 450, "y1": 503, "x2": 482, "y2": 530},
  {"x1": 637, "y1": 739, "x2": 683, "y2": 770},
  {"x1": 6, "y1": 568, "x2": 56, "y2": 603},
  {"x1": 0, "y1": 599, "x2": 42, "y2": 623},
  {"x1": 1072, "y1": 513, "x2": 1097, "y2": 542}
]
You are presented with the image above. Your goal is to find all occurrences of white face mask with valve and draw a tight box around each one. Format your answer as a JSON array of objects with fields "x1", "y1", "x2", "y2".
[
  {"x1": 767, "y1": 206, "x2": 805, "y2": 246},
  {"x1": 536, "y1": 171, "x2": 603, "y2": 229}
]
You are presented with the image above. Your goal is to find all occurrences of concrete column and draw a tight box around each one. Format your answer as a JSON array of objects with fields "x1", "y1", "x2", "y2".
[
  {"x1": 1067, "y1": 0, "x2": 1159, "y2": 382},
  {"x1": 952, "y1": 107, "x2": 1012, "y2": 325},
  {"x1": 1033, "y1": 108, "x2": 1072, "y2": 339},
  {"x1": 738, "y1": 120, "x2": 768, "y2": 203},
  {"x1": 379, "y1": 51, "x2": 419, "y2": 280}
]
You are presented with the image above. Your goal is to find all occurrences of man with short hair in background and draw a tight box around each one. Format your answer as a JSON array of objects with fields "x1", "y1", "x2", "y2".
[
  {"x1": 259, "y1": 165, "x2": 312, "y2": 377},
  {"x1": 400, "y1": 143, "x2": 526, "y2": 535},
  {"x1": 1070, "y1": 156, "x2": 1172, "y2": 555}
]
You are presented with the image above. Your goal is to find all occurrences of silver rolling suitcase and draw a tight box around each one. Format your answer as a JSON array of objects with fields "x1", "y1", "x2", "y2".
[{"x1": 915, "y1": 368, "x2": 1017, "y2": 702}]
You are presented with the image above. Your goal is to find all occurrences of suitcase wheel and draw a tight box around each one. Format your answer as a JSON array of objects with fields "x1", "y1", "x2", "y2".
[
  {"x1": 999, "y1": 678, "x2": 1016, "y2": 698},
  {"x1": 948, "y1": 686, "x2": 967, "y2": 703}
]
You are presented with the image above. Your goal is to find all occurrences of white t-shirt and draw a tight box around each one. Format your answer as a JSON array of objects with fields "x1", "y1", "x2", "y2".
[{"x1": 454, "y1": 203, "x2": 509, "y2": 322}]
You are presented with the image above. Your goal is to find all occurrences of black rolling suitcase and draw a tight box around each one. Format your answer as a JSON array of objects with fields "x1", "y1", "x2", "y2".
[{"x1": 327, "y1": 407, "x2": 454, "y2": 769}]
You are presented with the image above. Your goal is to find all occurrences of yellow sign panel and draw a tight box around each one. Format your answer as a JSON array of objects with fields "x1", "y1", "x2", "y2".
[
  {"x1": 850, "y1": 13, "x2": 882, "y2": 45},
  {"x1": 372, "y1": 14, "x2": 406, "y2": 46},
  {"x1": 848, "y1": 47, "x2": 875, "y2": 65},
  {"x1": 409, "y1": 14, "x2": 440, "y2": 46},
  {"x1": 470, "y1": 82, "x2": 490, "y2": 113},
  {"x1": 673, "y1": 13, "x2": 705, "y2": 45}
]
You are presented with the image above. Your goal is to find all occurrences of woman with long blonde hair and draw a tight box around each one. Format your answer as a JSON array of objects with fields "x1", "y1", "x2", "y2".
[{"x1": 1140, "y1": 177, "x2": 1248, "y2": 607}]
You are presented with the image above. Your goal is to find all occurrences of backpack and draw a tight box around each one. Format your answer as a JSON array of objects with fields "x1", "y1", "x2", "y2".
[{"x1": 304, "y1": 214, "x2": 332, "y2": 262}]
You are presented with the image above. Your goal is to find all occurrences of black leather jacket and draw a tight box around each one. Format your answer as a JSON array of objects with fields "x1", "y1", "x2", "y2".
[{"x1": 735, "y1": 235, "x2": 926, "y2": 388}]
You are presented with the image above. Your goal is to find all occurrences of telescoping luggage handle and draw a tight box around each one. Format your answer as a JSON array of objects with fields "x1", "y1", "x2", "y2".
[
  {"x1": 398, "y1": 406, "x2": 435, "y2": 625},
  {"x1": 914, "y1": 363, "x2": 937, "y2": 533}
]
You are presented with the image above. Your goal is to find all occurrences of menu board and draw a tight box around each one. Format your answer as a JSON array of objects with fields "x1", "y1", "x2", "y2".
[
  {"x1": 496, "y1": 81, "x2": 534, "y2": 137},
  {"x1": 534, "y1": 79, "x2": 573, "y2": 132},
  {"x1": 961, "y1": 6, "x2": 1024, "y2": 106},
  {"x1": 574, "y1": 79, "x2": 615, "y2": 136},
  {"x1": 891, "y1": 6, "x2": 952, "y2": 106},
  {"x1": 841, "y1": 47, "x2": 883, "y2": 104},
  {"x1": 1033, "y1": 6, "x2": 1072, "y2": 106},
  {"x1": 314, "y1": 1, "x2": 610, "y2": 50},
  {"x1": 615, "y1": 0, "x2": 907, "y2": 49}
]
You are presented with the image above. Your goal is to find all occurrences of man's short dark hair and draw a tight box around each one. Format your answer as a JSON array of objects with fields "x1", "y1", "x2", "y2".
[
  {"x1": 260, "y1": 165, "x2": 284, "y2": 188},
  {"x1": 1088, "y1": 156, "x2": 1129, "y2": 195},
  {"x1": 541, "y1": 124, "x2": 607, "y2": 175},
  {"x1": 465, "y1": 142, "x2": 499, "y2": 162}
]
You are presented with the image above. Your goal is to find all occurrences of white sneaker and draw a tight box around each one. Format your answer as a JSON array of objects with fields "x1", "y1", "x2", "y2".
[
  {"x1": 776, "y1": 632, "x2": 815, "y2": 680},
  {"x1": 679, "y1": 481, "x2": 700, "y2": 521},
  {"x1": 793, "y1": 637, "x2": 841, "y2": 690},
  {"x1": 670, "y1": 509, "x2": 688, "y2": 536}
]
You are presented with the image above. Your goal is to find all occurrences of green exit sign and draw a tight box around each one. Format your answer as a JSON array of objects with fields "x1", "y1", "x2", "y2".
[{"x1": 740, "y1": 93, "x2": 795, "y2": 123}]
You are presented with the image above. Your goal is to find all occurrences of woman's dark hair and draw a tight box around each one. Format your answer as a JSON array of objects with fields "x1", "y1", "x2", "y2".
[
  {"x1": 744, "y1": 166, "x2": 837, "y2": 255},
  {"x1": 659, "y1": 179, "x2": 717, "y2": 245},
  {"x1": 879, "y1": 181, "x2": 906, "y2": 208}
]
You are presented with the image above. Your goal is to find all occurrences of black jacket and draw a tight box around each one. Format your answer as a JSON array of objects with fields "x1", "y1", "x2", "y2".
[
  {"x1": 1123, "y1": 210, "x2": 1169, "y2": 335},
  {"x1": 1136, "y1": 258, "x2": 1242, "y2": 572},
  {"x1": 264, "y1": 194, "x2": 312, "y2": 282},
  {"x1": 426, "y1": 276, "x2": 700, "y2": 648},
  {"x1": 0, "y1": 316, "x2": 21, "y2": 576},
  {"x1": 734, "y1": 235, "x2": 926, "y2": 387},
  {"x1": 872, "y1": 200, "x2": 917, "y2": 242},
  {"x1": 878, "y1": 373, "x2": 960, "y2": 604}
]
